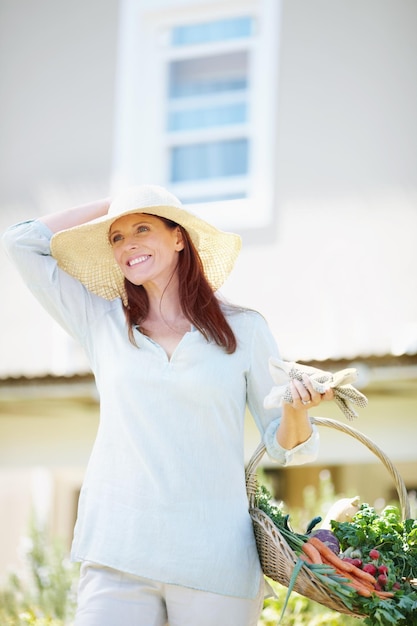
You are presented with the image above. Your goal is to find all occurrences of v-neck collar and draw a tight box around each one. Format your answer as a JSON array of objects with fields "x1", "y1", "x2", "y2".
[{"x1": 134, "y1": 324, "x2": 196, "y2": 362}]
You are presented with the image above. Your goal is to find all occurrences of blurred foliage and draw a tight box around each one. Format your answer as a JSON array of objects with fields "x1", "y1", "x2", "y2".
[{"x1": 0, "y1": 514, "x2": 79, "y2": 626}]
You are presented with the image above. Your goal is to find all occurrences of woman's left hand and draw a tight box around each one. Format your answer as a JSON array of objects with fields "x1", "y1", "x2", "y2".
[
  {"x1": 289, "y1": 373, "x2": 334, "y2": 411},
  {"x1": 277, "y1": 375, "x2": 334, "y2": 450}
]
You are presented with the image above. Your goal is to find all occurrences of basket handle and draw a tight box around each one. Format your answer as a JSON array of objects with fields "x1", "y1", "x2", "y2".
[{"x1": 245, "y1": 416, "x2": 411, "y2": 520}]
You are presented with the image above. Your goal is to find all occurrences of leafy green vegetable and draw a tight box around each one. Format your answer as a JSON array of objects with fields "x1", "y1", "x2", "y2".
[
  {"x1": 332, "y1": 504, "x2": 417, "y2": 580},
  {"x1": 256, "y1": 489, "x2": 417, "y2": 626},
  {"x1": 257, "y1": 488, "x2": 362, "y2": 616},
  {"x1": 256, "y1": 486, "x2": 308, "y2": 552},
  {"x1": 279, "y1": 557, "x2": 305, "y2": 623},
  {"x1": 331, "y1": 503, "x2": 417, "y2": 625}
]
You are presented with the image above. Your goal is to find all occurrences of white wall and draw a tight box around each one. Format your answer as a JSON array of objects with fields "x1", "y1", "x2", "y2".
[{"x1": 0, "y1": 0, "x2": 118, "y2": 206}]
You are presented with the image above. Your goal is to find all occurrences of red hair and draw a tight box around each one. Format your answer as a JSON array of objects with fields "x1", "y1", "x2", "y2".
[{"x1": 123, "y1": 218, "x2": 237, "y2": 353}]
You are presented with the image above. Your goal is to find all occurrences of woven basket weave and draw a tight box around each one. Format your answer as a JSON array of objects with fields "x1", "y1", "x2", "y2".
[{"x1": 245, "y1": 416, "x2": 411, "y2": 616}]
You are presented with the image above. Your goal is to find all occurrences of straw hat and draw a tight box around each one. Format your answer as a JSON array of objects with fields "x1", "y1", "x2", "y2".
[{"x1": 50, "y1": 184, "x2": 242, "y2": 303}]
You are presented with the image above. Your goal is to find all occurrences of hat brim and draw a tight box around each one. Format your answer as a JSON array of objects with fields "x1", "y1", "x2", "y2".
[{"x1": 50, "y1": 186, "x2": 242, "y2": 302}]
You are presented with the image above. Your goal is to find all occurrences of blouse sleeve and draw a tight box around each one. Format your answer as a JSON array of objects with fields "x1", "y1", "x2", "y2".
[
  {"x1": 245, "y1": 312, "x2": 319, "y2": 466},
  {"x1": 2, "y1": 219, "x2": 110, "y2": 348}
]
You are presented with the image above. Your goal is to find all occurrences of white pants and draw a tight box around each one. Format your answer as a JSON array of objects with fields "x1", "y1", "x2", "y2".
[{"x1": 74, "y1": 562, "x2": 264, "y2": 626}]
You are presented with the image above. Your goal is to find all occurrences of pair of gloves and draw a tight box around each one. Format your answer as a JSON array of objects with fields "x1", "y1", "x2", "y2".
[{"x1": 264, "y1": 358, "x2": 368, "y2": 420}]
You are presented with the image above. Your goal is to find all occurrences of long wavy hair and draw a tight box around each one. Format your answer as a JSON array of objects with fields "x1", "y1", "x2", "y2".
[{"x1": 122, "y1": 216, "x2": 237, "y2": 354}]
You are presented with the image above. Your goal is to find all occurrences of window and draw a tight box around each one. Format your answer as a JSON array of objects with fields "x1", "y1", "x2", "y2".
[
  {"x1": 166, "y1": 19, "x2": 251, "y2": 203},
  {"x1": 113, "y1": 0, "x2": 281, "y2": 231}
]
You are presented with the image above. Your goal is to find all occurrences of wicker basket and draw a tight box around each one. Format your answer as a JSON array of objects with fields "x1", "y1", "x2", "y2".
[{"x1": 245, "y1": 416, "x2": 411, "y2": 616}]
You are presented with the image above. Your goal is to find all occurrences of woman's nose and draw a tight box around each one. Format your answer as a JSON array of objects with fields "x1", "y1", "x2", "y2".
[{"x1": 124, "y1": 236, "x2": 138, "y2": 249}]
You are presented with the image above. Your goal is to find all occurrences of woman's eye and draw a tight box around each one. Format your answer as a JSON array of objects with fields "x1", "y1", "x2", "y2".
[
  {"x1": 110, "y1": 224, "x2": 149, "y2": 244},
  {"x1": 110, "y1": 233, "x2": 123, "y2": 245}
]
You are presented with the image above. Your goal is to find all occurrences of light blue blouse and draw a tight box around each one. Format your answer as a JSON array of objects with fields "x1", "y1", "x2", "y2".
[{"x1": 2, "y1": 220, "x2": 319, "y2": 599}]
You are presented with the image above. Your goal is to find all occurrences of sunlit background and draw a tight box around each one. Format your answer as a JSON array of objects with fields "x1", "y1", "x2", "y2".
[{"x1": 0, "y1": 0, "x2": 416, "y2": 596}]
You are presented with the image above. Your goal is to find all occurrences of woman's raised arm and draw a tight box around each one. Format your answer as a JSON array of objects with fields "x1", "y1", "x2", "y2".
[{"x1": 40, "y1": 197, "x2": 111, "y2": 233}]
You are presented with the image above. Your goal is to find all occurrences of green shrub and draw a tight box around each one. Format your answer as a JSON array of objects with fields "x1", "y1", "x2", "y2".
[{"x1": 0, "y1": 514, "x2": 79, "y2": 626}]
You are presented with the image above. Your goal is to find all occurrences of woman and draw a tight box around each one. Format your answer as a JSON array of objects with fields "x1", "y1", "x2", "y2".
[{"x1": 3, "y1": 185, "x2": 332, "y2": 626}]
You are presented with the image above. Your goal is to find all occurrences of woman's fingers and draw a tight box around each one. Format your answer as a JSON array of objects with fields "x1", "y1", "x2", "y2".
[
  {"x1": 288, "y1": 374, "x2": 334, "y2": 408},
  {"x1": 290, "y1": 379, "x2": 312, "y2": 407}
]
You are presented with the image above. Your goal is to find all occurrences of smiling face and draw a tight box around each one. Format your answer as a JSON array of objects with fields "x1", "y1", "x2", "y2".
[{"x1": 109, "y1": 213, "x2": 184, "y2": 290}]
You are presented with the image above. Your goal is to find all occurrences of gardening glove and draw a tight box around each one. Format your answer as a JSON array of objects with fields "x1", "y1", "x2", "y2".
[{"x1": 264, "y1": 358, "x2": 368, "y2": 420}]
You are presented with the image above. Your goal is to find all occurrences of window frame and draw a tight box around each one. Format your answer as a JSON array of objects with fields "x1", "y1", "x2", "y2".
[{"x1": 112, "y1": 0, "x2": 282, "y2": 231}]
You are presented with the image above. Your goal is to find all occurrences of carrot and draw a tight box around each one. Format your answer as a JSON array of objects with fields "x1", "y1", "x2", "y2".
[
  {"x1": 321, "y1": 563, "x2": 376, "y2": 592},
  {"x1": 305, "y1": 536, "x2": 396, "y2": 602},
  {"x1": 321, "y1": 558, "x2": 377, "y2": 588},
  {"x1": 320, "y1": 555, "x2": 355, "y2": 573},
  {"x1": 348, "y1": 575, "x2": 376, "y2": 592},
  {"x1": 373, "y1": 590, "x2": 395, "y2": 599},
  {"x1": 308, "y1": 537, "x2": 356, "y2": 573},
  {"x1": 308, "y1": 536, "x2": 377, "y2": 585},
  {"x1": 344, "y1": 579, "x2": 373, "y2": 598},
  {"x1": 348, "y1": 565, "x2": 378, "y2": 586},
  {"x1": 299, "y1": 553, "x2": 313, "y2": 564},
  {"x1": 302, "y1": 541, "x2": 323, "y2": 564}
]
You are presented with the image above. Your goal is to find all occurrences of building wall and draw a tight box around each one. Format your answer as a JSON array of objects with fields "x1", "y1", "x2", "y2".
[
  {"x1": 0, "y1": 0, "x2": 119, "y2": 207},
  {"x1": 275, "y1": 0, "x2": 417, "y2": 199},
  {"x1": 221, "y1": 0, "x2": 417, "y2": 360},
  {"x1": 0, "y1": 0, "x2": 120, "y2": 377}
]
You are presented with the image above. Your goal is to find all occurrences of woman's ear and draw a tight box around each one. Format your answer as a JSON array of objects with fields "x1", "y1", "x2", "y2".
[{"x1": 174, "y1": 226, "x2": 185, "y2": 251}]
